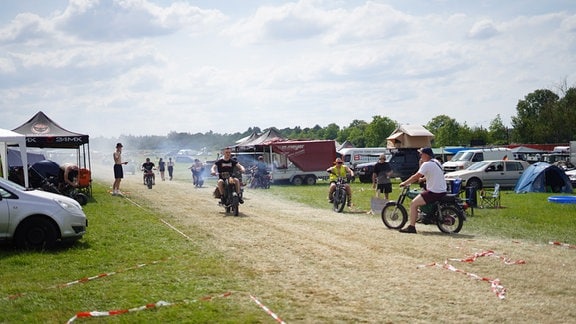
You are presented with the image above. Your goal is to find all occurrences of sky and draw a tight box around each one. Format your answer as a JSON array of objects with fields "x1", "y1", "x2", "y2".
[{"x1": 1, "y1": 0, "x2": 575, "y2": 138}]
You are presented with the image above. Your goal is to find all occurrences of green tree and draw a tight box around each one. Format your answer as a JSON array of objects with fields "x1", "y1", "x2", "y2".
[
  {"x1": 364, "y1": 116, "x2": 397, "y2": 147},
  {"x1": 511, "y1": 89, "x2": 559, "y2": 143},
  {"x1": 488, "y1": 115, "x2": 508, "y2": 145},
  {"x1": 426, "y1": 115, "x2": 462, "y2": 146}
]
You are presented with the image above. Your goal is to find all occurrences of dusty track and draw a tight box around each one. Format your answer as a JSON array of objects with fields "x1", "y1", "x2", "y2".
[{"x1": 98, "y1": 171, "x2": 576, "y2": 323}]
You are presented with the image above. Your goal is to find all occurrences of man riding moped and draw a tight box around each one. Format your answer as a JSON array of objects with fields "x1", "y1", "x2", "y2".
[
  {"x1": 327, "y1": 158, "x2": 354, "y2": 207},
  {"x1": 211, "y1": 147, "x2": 245, "y2": 204},
  {"x1": 141, "y1": 158, "x2": 156, "y2": 185}
]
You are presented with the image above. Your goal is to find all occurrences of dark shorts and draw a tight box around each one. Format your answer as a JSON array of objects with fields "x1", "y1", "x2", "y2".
[
  {"x1": 114, "y1": 164, "x2": 124, "y2": 179},
  {"x1": 421, "y1": 191, "x2": 446, "y2": 204},
  {"x1": 377, "y1": 183, "x2": 392, "y2": 194}
]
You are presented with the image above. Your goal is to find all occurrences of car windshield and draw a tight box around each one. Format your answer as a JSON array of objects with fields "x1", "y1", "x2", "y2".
[
  {"x1": 451, "y1": 151, "x2": 474, "y2": 162},
  {"x1": 467, "y1": 161, "x2": 489, "y2": 170},
  {"x1": 0, "y1": 177, "x2": 26, "y2": 191}
]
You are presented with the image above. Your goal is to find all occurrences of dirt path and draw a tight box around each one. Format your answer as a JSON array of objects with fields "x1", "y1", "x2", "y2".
[{"x1": 97, "y1": 171, "x2": 576, "y2": 323}]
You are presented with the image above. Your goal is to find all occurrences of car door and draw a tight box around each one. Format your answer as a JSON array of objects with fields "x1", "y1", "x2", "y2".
[
  {"x1": 504, "y1": 161, "x2": 526, "y2": 187},
  {"x1": 482, "y1": 162, "x2": 506, "y2": 187},
  {"x1": 0, "y1": 186, "x2": 11, "y2": 238}
]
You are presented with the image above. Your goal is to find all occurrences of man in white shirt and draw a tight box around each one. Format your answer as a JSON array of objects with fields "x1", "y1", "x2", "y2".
[{"x1": 398, "y1": 147, "x2": 446, "y2": 234}]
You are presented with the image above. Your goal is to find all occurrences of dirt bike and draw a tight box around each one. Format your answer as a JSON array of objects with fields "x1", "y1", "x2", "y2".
[
  {"x1": 40, "y1": 176, "x2": 89, "y2": 206},
  {"x1": 249, "y1": 167, "x2": 271, "y2": 189},
  {"x1": 330, "y1": 176, "x2": 349, "y2": 213},
  {"x1": 191, "y1": 167, "x2": 204, "y2": 188},
  {"x1": 143, "y1": 169, "x2": 155, "y2": 189},
  {"x1": 381, "y1": 185, "x2": 466, "y2": 233},
  {"x1": 214, "y1": 172, "x2": 242, "y2": 216}
]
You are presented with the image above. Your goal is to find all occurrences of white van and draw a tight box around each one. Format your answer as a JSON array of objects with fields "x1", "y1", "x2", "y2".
[
  {"x1": 338, "y1": 147, "x2": 389, "y2": 168},
  {"x1": 442, "y1": 148, "x2": 511, "y2": 172}
]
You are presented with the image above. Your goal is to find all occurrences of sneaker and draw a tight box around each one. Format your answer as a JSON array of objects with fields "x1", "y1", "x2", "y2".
[
  {"x1": 239, "y1": 197, "x2": 244, "y2": 204},
  {"x1": 399, "y1": 225, "x2": 417, "y2": 234},
  {"x1": 347, "y1": 202, "x2": 352, "y2": 207}
]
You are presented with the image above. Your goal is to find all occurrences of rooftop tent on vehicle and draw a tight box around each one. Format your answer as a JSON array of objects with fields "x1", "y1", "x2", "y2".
[{"x1": 514, "y1": 162, "x2": 573, "y2": 194}]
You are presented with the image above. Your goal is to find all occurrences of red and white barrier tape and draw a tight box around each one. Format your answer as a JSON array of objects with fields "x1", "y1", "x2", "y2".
[
  {"x1": 250, "y1": 294, "x2": 286, "y2": 324},
  {"x1": 66, "y1": 292, "x2": 288, "y2": 323},
  {"x1": 419, "y1": 250, "x2": 525, "y2": 300},
  {"x1": 549, "y1": 241, "x2": 576, "y2": 249},
  {"x1": 4, "y1": 259, "x2": 166, "y2": 301}
]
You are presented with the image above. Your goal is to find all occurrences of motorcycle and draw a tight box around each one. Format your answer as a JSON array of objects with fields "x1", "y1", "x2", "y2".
[
  {"x1": 381, "y1": 185, "x2": 466, "y2": 234},
  {"x1": 330, "y1": 176, "x2": 349, "y2": 213},
  {"x1": 143, "y1": 169, "x2": 155, "y2": 189},
  {"x1": 249, "y1": 167, "x2": 271, "y2": 189},
  {"x1": 191, "y1": 167, "x2": 204, "y2": 188},
  {"x1": 214, "y1": 172, "x2": 242, "y2": 216},
  {"x1": 40, "y1": 175, "x2": 89, "y2": 206}
]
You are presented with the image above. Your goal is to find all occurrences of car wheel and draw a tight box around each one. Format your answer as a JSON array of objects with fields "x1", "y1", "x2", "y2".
[
  {"x1": 15, "y1": 217, "x2": 58, "y2": 250},
  {"x1": 467, "y1": 178, "x2": 482, "y2": 190}
]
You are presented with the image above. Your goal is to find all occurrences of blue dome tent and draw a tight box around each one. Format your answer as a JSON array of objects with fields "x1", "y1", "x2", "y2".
[{"x1": 514, "y1": 162, "x2": 573, "y2": 193}]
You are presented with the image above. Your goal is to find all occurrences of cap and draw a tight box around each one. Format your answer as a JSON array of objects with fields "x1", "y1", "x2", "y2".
[
  {"x1": 418, "y1": 147, "x2": 434, "y2": 157},
  {"x1": 116, "y1": 143, "x2": 123, "y2": 148}
]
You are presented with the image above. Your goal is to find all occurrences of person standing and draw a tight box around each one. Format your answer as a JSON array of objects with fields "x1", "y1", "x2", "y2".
[
  {"x1": 167, "y1": 157, "x2": 175, "y2": 180},
  {"x1": 112, "y1": 143, "x2": 128, "y2": 196},
  {"x1": 372, "y1": 154, "x2": 393, "y2": 199},
  {"x1": 158, "y1": 158, "x2": 166, "y2": 181},
  {"x1": 398, "y1": 147, "x2": 447, "y2": 234}
]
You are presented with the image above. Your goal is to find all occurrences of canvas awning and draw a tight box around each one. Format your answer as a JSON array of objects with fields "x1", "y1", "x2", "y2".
[{"x1": 0, "y1": 128, "x2": 29, "y2": 187}]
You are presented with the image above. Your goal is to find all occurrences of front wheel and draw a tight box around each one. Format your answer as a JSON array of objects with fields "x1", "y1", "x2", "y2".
[
  {"x1": 381, "y1": 202, "x2": 408, "y2": 229},
  {"x1": 333, "y1": 189, "x2": 347, "y2": 212},
  {"x1": 15, "y1": 217, "x2": 58, "y2": 250},
  {"x1": 437, "y1": 205, "x2": 465, "y2": 234},
  {"x1": 145, "y1": 176, "x2": 153, "y2": 189},
  {"x1": 231, "y1": 194, "x2": 240, "y2": 216}
]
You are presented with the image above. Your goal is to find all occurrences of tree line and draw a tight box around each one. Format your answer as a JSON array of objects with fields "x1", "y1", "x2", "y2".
[{"x1": 93, "y1": 85, "x2": 576, "y2": 152}]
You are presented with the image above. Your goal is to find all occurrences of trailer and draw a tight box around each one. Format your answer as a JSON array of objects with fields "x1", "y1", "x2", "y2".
[
  {"x1": 235, "y1": 140, "x2": 336, "y2": 185},
  {"x1": 266, "y1": 140, "x2": 336, "y2": 185}
]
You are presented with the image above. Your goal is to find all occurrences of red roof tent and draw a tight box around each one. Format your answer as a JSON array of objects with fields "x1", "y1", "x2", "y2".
[{"x1": 12, "y1": 111, "x2": 91, "y2": 180}]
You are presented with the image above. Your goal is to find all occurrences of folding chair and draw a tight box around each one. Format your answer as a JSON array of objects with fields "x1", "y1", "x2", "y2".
[{"x1": 480, "y1": 183, "x2": 500, "y2": 208}]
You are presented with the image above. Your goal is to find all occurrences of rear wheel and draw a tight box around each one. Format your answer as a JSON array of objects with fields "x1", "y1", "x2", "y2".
[
  {"x1": 73, "y1": 193, "x2": 88, "y2": 206},
  {"x1": 437, "y1": 205, "x2": 465, "y2": 233},
  {"x1": 305, "y1": 176, "x2": 317, "y2": 185},
  {"x1": 15, "y1": 217, "x2": 58, "y2": 250},
  {"x1": 381, "y1": 202, "x2": 408, "y2": 229}
]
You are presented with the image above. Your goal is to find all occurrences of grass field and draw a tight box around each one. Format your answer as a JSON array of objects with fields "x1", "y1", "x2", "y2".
[{"x1": 0, "y1": 178, "x2": 574, "y2": 323}]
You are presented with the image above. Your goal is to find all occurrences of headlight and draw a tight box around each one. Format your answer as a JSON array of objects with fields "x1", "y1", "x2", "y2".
[{"x1": 54, "y1": 198, "x2": 81, "y2": 211}]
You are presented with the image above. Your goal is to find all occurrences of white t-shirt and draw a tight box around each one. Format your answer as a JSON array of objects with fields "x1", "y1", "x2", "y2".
[{"x1": 418, "y1": 159, "x2": 447, "y2": 193}]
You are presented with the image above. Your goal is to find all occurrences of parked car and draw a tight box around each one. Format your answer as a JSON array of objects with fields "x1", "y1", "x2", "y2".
[
  {"x1": 565, "y1": 169, "x2": 576, "y2": 187},
  {"x1": 354, "y1": 161, "x2": 376, "y2": 183},
  {"x1": 0, "y1": 177, "x2": 87, "y2": 249},
  {"x1": 444, "y1": 160, "x2": 530, "y2": 189},
  {"x1": 354, "y1": 149, "x2": 420, "y2": 183}
]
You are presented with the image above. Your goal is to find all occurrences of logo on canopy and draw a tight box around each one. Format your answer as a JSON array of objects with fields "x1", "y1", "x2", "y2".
[{"x1": 31, "y1": 123, "x2": 50, "y2": 134}]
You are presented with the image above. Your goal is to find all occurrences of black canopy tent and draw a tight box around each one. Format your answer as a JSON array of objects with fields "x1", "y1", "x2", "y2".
[{"x1": 12, "y1": 111, "x2": 91, "y2": 192}]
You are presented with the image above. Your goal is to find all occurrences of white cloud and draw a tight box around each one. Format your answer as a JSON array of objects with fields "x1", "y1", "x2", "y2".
[{"x1": 0, "y1": 0, "x2": 575, "y2": 137}]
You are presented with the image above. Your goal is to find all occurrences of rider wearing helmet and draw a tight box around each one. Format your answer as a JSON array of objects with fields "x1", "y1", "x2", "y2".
[
  {"x1": 211, "y1": 147, "x2": 245, "y2": 203},
  {"x1": 327, "y1": 157, "x2": 354, "y2": 206}
]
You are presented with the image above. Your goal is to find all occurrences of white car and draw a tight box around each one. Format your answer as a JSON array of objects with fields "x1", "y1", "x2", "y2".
[
  {"x1": 0, "y1": 177, "x2": 87, "y2": 249},
  {"x1": 445, "y1": 160, "x2": 530, "y2": 189}
]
